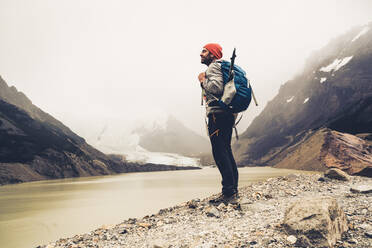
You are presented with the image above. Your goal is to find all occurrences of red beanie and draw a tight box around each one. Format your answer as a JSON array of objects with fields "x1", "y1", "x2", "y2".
[{"x1": 203, "y1": 43, "x2": 223, "y2": 59}]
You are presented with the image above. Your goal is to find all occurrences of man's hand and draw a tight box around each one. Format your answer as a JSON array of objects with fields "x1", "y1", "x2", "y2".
[{"x1": 198, "y1": 72, "x2": 206, "y2": 83}]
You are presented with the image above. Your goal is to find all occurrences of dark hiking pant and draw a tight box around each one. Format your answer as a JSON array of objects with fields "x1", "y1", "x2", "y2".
[{"x1": 208, "y1": 112, "x2": 238, "y2": 196}]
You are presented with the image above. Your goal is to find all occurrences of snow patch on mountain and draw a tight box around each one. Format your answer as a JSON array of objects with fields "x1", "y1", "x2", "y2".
[
  {"x1": 336, "y1": 56, "x2": 353, "y2": 70},
  {"x1": 351, "y1": 26, "x2": 370, "y2": 42},
  {"x1": 319, "y1": 56, "x2": 353, "y2": 72},
  {"x1": 303, "y1": 97, "x2": 309, "y2": 104},
  {"x1": 286, "y1": 96, "x2": 294, "y2": 103},
  {"x1": 320, "y1": 77, "x2": 327, "y2": 83}
]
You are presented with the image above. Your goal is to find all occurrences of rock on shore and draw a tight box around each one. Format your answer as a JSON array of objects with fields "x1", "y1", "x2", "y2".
[{"x1": 39, "y1": 173, "x2": 371, "y2": 248}]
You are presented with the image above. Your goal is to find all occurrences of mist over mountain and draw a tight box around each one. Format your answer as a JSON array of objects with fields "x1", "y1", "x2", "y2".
[
  {"x1": 84, "y1": 113, "x2": 209, "y2": 166},
  {"x1": 134, "y1": 115, "x2": 210, "y2": 156},
  {"x1": 234, "y1": 23, "x2": 372, "y2": 176},
  {"x1": 0, "y1": 77, "x2": 198, "y2": 185}
]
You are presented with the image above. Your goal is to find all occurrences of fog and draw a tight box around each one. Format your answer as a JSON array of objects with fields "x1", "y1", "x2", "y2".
[{"x1": 1, "y1": 0, "x2": 371, "y2": 139}]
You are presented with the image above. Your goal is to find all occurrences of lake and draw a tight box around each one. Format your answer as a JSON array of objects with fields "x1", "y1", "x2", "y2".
[{"x1": 0, "y1": 167, "x2": 316, "y2": 248}]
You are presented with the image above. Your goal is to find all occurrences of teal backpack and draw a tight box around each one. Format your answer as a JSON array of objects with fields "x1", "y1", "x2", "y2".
[{"x1": 217, "y1": 60, "x2": 252, "y2": 113}]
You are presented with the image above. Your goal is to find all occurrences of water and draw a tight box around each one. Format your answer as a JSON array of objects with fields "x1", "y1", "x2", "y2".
[{"x1": 0, "y1": 167, "x2": 315, "y2": 248}]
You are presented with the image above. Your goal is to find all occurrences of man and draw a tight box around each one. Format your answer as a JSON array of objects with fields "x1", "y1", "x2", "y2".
[{"x1": 198, "y1": 43, "x2": 239, "y2": 203}]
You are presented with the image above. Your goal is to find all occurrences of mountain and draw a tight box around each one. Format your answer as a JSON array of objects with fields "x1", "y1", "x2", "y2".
[
  {"x1": 0, "y1": 77, "x2": 198, "y2": 185},
  {"x1": 85, "y1": 113, "x2": 210, "y2": 166},
  {"x1": 234, "y1": 23, "x2": 372, "y2": 176},
  {"x1": 134, "y1": 115, "x2": 210, "y2": 156}
]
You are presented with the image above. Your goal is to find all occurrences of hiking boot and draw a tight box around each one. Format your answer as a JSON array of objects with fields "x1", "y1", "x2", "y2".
[
  {"x1": 208, "y1": 194, "x2": 226, "y2": 204},
  {"x1": 209, "y1": 192, "x2": 239, "y2": 205},
  {"x1": 228, "y1": 193, "x2": 240, "y2": 205}
]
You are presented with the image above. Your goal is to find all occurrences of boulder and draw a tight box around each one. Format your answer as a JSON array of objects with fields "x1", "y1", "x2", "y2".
[
  {"x1": 283, "y1": 197, "x2": 348, "y2": 247},
  {"x1": 350, "y1": 185, "x2": 372, "y2": 194},
  {"x1": 324, "y1": 168, "x2": 350, "y2": 181},
  {"x1": 187, "y1": 199, "x2": 199, "y2": 209},
  {"x1": 286, "y1": 235, "x2": 297, "y2": 244},
  {"x1": 204, "y1": 206, "x2": 220, "y2": 218}
]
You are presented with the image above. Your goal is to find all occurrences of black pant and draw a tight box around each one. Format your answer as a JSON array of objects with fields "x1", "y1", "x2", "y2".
[{"x1": 208, "y1": 112, "x2": 238, "y2": 196}]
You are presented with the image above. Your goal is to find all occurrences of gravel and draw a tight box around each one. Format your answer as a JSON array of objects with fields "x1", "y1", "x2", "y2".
[{"x1": 38, "y1": 173, "x2": 372, "y2": 248}]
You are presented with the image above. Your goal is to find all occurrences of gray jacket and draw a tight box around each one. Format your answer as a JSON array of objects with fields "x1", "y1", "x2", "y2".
[{"x1": 201, "y1": 60, "x2": 225, "y2": 116}]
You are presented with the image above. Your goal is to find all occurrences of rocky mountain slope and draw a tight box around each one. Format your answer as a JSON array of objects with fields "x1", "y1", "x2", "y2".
[
  {"x1": 234, "y1": 23, "x2": 372, "y2": 176},
  {"x1": 0, "y1": 77, "x2": 197, "y2": 185},
  {"x1": 272, "y1": 128, "x2": 372, "y2": 176}
]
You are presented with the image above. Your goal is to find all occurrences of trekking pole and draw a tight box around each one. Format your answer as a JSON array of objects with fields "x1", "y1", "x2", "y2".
[
  {"x1": 230, "y1": 48, "x2": 258, "y2": 106},
  {"x1": 228, "y1": 48, "x2": 237, "y2": 81},
  {"x1": 249, "y1": 80, "x2": 259, "y2": 106}
]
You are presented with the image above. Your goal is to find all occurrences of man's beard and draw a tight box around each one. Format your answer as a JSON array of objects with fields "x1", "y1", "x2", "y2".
[{"x1": 201, "y1": 54, "x2": 214, "y2": 66}]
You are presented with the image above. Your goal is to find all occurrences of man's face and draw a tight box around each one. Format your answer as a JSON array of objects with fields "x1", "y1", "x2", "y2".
[{"x1": 200, "y1": 48, "x2": 215, "y2": 65}]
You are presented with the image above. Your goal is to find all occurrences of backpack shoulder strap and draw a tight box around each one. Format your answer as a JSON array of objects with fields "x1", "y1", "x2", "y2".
[{"x1": 233, "y1": 113, "x2": 243, "y2": 140}]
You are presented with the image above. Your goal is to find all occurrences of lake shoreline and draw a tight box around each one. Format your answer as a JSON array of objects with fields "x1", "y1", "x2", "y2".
[
  {"x1": 0, "y1": 162, "x2": 201, "y2": 187},
  {"x1": 38, "y1": 172, "x2": 372, "y2": 248}
]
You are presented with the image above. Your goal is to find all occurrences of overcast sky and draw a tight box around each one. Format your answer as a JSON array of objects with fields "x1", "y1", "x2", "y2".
[{"x1": 1, "y1": 0, "x2": 371, "y2": 138}]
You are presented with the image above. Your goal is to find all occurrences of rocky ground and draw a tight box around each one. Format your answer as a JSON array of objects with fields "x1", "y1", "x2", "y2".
[{"x1": 39, "y1": 173, "x2": 371, "y2": 248}]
